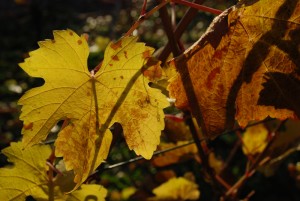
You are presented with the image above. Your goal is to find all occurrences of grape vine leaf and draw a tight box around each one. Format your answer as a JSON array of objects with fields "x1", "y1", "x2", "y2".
[
  {"x1": 242, "y1": 123, "x2": 268, "y2": 155},
  {"x1": 18, "y1": 30, "x2": 169, "y2": 188},
  {"x1": 0, "y1": 142, "x2": 107, "y2": 201},
  {"x1": 149, "y1": 177, "x2": 200, "y2": 200},
  {"x1": 66, "y1": 184, "x2": 107, "y2": 201},
  {"x1": 168, "y1": 0, "x2": 300, "y2": 139}
]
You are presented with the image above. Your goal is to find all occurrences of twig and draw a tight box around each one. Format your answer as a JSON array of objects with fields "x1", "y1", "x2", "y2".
[
  {"x1": 220, "y1": 139, "x2": 242, "y2": 176},
  {"x1": 215, "y1": 174, "x2": 231, "y2": 190},
  {"x1": 249, "y1": 119, "x2": 287, "y2": 170},
  {"x1": 172, "y1": 0, "x2": 222, "y2": 15},
  {"x1": 158, "y1": 0, "x2": 205, "y2": 63},
  {"x1": 102, "y1": 140, "x2": 194, "y2": 170},
  {"x1": 225, "y1": 169, "x2": 255, "y2": 197},
  {"x1": 47, "y1": 149, "x2": 56, "y2": 201},
  {"x1": 225, "y1": 119, "x2": 288, "y2": 198},
  {"x1": 156, "y1": 0, "x2": 182, "y2": 57},
  {"x1": 125, "y1": 0, "x2": 170, "y2": 37},
  {"x1": 156, "y1": 1, "x2": 222, "y2": 191},
  {"x1": 141, "y1": 0, "x2": 148, "y2": 16}
]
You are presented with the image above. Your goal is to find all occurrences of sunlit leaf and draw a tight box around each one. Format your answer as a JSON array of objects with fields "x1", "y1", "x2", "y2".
[
  {"x1": 149, "y1": 177, "x2": 200, "y2": 201},
  {"x1": 242, "y1": 124, "x2": 268, "y2": 155},
  {"x1": 18, "y1": 30, "x2": 169, "y2": 189}
]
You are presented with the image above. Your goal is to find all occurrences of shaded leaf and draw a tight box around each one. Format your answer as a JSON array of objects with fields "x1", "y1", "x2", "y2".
[
  {"x1": 18, "y1": 30, "x2": 169, "y2": 188},
  {"x1": 168, "y1": 0, "x2": 300, "y2": 139},
  {"x1": 148, "y1": 177, "x2": 200, "y2": 201},
  {"x1": 152, "y1": 141, "x2": 199, "y2": 167}
]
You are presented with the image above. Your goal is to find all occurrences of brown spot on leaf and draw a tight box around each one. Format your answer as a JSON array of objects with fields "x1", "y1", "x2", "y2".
[
  {"x1": 142, "y1": 58, "x2": 163, "y2": 81},
  {"x1": 111, "y1": 55, "x2": 119, "y2": 61},
  {"x1": 110, "y1": 40, "x2": 122, "y2": 50},
  {"x1": 24, "y1": 122, "x2": 33, "y2": 130},
  {"x1": 69, "y1": 31, "x2": 73, "y2": 36},
  {"x1": 213, "y1": 49, "x2": 223, "y2": 59},
  {"x1": 124, "y1": 51, "x2": 128, "y2": 59},
  {"x1": 109, "y1": 64, "x2": 113, "y2": 66},
  {"x1": 52, "y1": 40, "x2": 55, "y2": 43},
  {"x1": 87, "y1": 91, "x2": 91, "y2": 96},
  {"x1": 137, "y1": 96, "x2": 150, "y2": 108},
  {"x1": 143, "y1": 50, "x2": 151, "y2": 59},
  {"x1": 113, "y1": 77, "x2": 116, "y2": 80},
  {"x1": 120, "y1": 75, "x2": 124, "y2": 79},
  {"x1": 77, "y1": 40, "x2": 82, "y2": 45},
  {"x1": 206, "y1": 67, "x2": 220, "y2": 89}
]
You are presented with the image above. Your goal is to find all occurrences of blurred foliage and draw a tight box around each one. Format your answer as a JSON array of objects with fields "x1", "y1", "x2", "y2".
[{"x1": 1, "y1": 0, "x2": 300, "y2": 201}]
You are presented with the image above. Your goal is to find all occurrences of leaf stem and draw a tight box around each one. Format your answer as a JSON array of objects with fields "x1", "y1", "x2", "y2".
[
  {"x1": 141, "y1": 0, "x2": 148, "y2": 16},
  {"x1": 47, "y1": 149, "x2": 55, "y2": 201},
  {"x1": 104, "y1": 140, "x2": 194, "y2": 170}
]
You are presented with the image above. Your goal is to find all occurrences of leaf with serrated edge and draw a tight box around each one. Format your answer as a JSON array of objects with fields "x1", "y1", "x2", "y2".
[
  {"x1": 168, "y1": 0, "x2": 300, "y2": 139},
  {"x1": 0, "y1": 142, "x2": 50, "y2": 200},
  {"x1": 0, "y1": 142, "x2": 107, "y2": 200},
  {"x1": 18, "y1": 30, "x2": 169, "y2": 189}
]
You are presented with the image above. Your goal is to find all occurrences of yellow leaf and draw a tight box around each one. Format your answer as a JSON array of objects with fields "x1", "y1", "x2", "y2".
[
  {"x1": 0, "y1": 142, "x2": 50, "y2": 200},
  {"x1": 121, "y1": 187, "x2": 137, "y2": 200},
  {"x1": 242, "y1": 124, "x2": 268, "y2": 155},
  {"x1": 208, "y1": 152, "x2": 223, "y2": 174},
  {"x1": 18, "y1": 30, "x2": 169, "y2": 188},
  {"x1": 0, "y1": 142, "x2": 107, "y2": 200},
  {"x1": 149, "y1": 177, "x2": 200, "y2": 201},
  {"x1": 65, "y1": 184, "x2": 107, "y2": 201}
]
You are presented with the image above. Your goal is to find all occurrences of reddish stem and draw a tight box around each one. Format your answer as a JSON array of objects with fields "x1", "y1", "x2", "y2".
[
  {"x1": 125, "y1": 0, "x2": 169, "y2": 37},
  {"x1": 172, "y1": 0, "x2": 223, "y2": 15},
  {"x1": 141, "y1": 0, "x2": 148, "y2": 16}
]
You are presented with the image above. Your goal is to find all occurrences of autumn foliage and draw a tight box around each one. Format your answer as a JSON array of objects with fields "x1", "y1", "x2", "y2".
[{"x1": 0, "y1": 0, "x2": 300, "y2": 200}]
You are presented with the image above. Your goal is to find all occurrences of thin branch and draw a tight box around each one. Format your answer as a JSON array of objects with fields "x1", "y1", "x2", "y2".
[
  {"x1": 220, "y1": 139, "x2": 242, "y2": 176},
  {"x1": 225, "y1": 119, "x2": 288, "y2": 198},
  {"x1": 42, "y1": 118, "x2": 276, "y2": 145},
  {"x1": 156, "y1": 0, "x2": 182, "y2": 56},
  {"x1": 103, "y1": 140, "x2": 194, "y2": 170},
  {"x1": 249, "y1": 119, "x2": 287, "y2": 170},
  {"x1": 125, "y1": 0, "x2": 170, "y2": 37},
  {"x1": 141, "y1": 0, "x2": 148, "y2": 16},
  {"x1": 158, "y1": 0, "x2": 205, "y2": 63},
  {"x1": 156, "y1": 0, "x2": 221, "y2": 190},
  {"x1": 172, "y1": 0, "x2": 222, "y2": 15}
]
